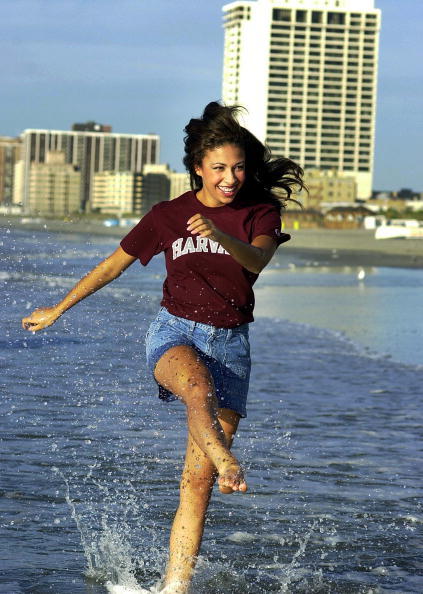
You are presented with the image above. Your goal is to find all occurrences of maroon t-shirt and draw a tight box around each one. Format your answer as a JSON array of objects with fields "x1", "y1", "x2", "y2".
[{"x1": 120, "y1": 190, "x2": 290, "y2": 328}]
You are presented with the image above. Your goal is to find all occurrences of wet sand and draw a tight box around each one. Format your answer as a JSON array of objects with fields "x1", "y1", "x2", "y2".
[
  {"x1": 2, "y1": 216, "x2": 422, "y2": 269},
  {"x1": 282, "y1": 228, "x2": 423, "y2": 269}
]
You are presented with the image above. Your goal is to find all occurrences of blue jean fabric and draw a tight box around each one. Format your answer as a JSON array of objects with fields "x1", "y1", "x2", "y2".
[{"x1": 145, "y1": 307, "x2": 251, "y2": 417}]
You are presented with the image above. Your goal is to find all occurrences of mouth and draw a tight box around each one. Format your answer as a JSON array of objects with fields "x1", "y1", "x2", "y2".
[{"x1": 217, "y1": 184, "x2": 238, "y2": 197}]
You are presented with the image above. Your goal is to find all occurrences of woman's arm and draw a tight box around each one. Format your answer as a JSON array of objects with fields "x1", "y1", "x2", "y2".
[
  {"x1": 187, "y1": 214, "x2": 277, "y2": 274},
  {"x1": 22, "y1": 246, "x2": 137, "y2": 332}
]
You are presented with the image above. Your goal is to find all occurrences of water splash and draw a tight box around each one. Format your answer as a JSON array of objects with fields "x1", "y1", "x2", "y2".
[
  {"x1": 53, "y1": 467, "x2": 162, "y2": 592},
  {"x1": 277, "y1": 520, "x2": 318, "y2": 592}
]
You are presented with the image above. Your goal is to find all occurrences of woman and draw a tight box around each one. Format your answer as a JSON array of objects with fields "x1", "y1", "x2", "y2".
[{"x1": 22, "y1": 102, "x2": 304, "y2": 594}]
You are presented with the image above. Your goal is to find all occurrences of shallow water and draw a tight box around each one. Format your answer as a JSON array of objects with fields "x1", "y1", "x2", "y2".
[{"x1": 1, "y1": 228, "x2": 422, "y2": 593}]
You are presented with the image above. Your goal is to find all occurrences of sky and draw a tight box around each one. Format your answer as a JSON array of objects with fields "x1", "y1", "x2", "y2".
[{"x1": 1, "y1": 0, "x2": 422, "y2": 191}]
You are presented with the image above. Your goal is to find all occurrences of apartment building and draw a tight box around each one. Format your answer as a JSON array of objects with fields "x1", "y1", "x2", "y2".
[{"x1": 222, "y1": 0, "x2": 381, "y2": 198}]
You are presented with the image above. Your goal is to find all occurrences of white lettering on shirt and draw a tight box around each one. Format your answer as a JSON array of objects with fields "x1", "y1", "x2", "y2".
[
  {"x1": 172, "y1": 237, "x2": 184, "y2": 260},
  {"x1": 197, "y1": 237, "x2": 209, "y2": 252},
  {"x1": 171, "y1": 237, "x2": 229, "y2": 260},
  {"x1": 208, "y1": 240, "x2": 219, "y2": 253},
  {"x1": 182, "y1": 236, "x2": 196, "y2": 255}
]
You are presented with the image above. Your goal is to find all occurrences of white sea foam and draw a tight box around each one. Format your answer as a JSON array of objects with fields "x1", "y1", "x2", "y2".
[
  {"x1": 226, "y1": 530, "x2": 287, "y2": 545},
  {"x1": 371, "y1": 566, "x2": 390, "y2": 576},
  {"x1": 226, "y1": 530, "x2": 257, "y2": 543},
  {"x1": 401, "y1": 514, "x2": 422, "y2": 525},
  {"x1": 106, "y1": 584, "x2": 151, "y2": 594}
]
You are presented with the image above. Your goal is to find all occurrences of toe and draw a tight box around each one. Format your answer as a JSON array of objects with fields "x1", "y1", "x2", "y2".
[{"x1": 218, "y1": 484, "x2": 234, "y2": 494}]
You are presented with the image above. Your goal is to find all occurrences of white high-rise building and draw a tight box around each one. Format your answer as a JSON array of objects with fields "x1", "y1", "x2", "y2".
[{"x1": 222, "y1": 0, "x2": 381, "y2": 198}]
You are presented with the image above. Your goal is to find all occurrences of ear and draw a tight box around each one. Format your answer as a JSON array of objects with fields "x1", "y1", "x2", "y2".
[{"x1": 194, "y1": 163, "x2": 202, "y2": 177}]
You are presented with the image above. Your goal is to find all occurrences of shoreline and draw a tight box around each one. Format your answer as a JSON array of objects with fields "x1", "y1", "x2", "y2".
[
  {"x1": 2, "y1": 216, "x2": 423, "y2": 269},
  {"x1": 282, "y1": 229, "x2": 423, "y2": 269}
]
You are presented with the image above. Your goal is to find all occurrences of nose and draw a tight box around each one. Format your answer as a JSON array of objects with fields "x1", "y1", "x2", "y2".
[{"x1": 223, "y1": 169, "x2": 237, "y2": 185}]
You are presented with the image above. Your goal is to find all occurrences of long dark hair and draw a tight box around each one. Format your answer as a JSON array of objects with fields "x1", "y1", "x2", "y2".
[{"x1": 183, "y1": 101, "x2": 305, "y2": 212}]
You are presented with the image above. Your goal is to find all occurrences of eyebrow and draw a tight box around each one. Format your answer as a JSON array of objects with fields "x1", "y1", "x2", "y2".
[{"x1": 211, "y1": 161, "x2": 245, "y2": 166}]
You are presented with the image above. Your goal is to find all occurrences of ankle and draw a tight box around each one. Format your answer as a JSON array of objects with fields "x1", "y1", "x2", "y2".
[{"x1": 160, "y1": 579, "x2": 190, "y2": 593}]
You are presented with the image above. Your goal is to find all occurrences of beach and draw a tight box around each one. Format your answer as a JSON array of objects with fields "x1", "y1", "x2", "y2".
[
  {"x1": 2, "y1": 225, "x2": 422, "y2": 593},
  {"x1": 283, "y1": 228, "x2": 423, "y2": 268},
  {"x1": 2, "y1": 215, "x2": 422, "y2": 268}
]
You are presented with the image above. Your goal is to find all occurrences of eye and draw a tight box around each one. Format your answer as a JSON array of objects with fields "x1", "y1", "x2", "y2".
[{"x1": 213, "y1": 166, "x2": 224, "y2": 171}]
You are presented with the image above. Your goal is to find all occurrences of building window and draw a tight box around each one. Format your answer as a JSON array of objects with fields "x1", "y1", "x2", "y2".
[
  {"x1": 296, "y1": 10, "x2": 307, "y2": 23},
  {"x1": 312, "y1": 11, "x2": 323, "y2": 24},
  {"x1": 273, "y1": 9, "x2": 291, "y2": 22}
]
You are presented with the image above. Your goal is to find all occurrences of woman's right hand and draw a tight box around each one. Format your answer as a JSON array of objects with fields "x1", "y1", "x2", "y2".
[{"x1": 22, "y1": 306, "x2": 62, "y2": 332}]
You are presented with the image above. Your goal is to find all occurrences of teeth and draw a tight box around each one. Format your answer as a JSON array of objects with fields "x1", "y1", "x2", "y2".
[{"x1": 218, "y1": 186, "x2": 237, "y2": 194}]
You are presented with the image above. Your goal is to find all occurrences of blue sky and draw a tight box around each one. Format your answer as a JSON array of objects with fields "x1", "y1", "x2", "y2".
[{"x1": 1, "y1": 0, "x2": 421, "y2": 191}]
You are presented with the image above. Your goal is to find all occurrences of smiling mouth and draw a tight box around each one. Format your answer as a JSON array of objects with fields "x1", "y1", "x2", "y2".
[{"x1": 217, "y1": 185, "x2": 238, "y2": 196}]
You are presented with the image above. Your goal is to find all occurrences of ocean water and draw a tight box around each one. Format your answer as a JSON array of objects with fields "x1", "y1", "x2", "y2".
[{"x1": 1, "y1": 227, "x2": 422, "y2": 594}]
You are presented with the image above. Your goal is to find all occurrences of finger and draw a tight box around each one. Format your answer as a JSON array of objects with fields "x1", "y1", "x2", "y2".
[
  {"x1": 187, "y1": 218, "x2": 207, "y2": 231},
  {"x1": 188, "y1": 219, "x2": 212, "y2": 231},
  {"x1": 188, "y1": 221, "x2": 209, "y2": 233},
  {"x1": 186, "y1": 213, "x2": 203, "y2": 226},
  {"x1": 22, "y1": 317, "x2": 34, "y2": 330},
  {"x1": 197, "y1": 230, "x2": 213, "y2": 238},
  {"x1": 24, "y1": 320, "x2": 40, "y2": 329},
  {"x1": 191, "y1": 226, "x2": 213, "y2": 237},
  {"x1": 23, "y1": 323, "x2": 39, "y2": 332}
]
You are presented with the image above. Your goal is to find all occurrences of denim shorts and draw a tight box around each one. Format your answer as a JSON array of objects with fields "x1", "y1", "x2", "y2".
[{"x1": 145, "y1": 307, "x2": 251, "y2": 417}]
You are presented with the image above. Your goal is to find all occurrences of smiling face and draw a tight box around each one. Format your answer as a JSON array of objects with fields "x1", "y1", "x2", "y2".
[{"x1": 194, "y1": 143, "x2": 246, "y2": 207}]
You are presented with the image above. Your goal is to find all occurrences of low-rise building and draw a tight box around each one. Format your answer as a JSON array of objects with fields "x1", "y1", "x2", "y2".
[
  {"x1": 24, "y1": 151, "x2": 81, "y2": 216},
  {"x1": 0, "y1": 136, "x2": 22, "y2": 205},
  {"x1": 324, "y1": 205, "x2": 373, "y2": 229},
  {"x1": 92, "y1": 171, "x2": 142, "y2": 215},
  {"x1": 20, "y1": 127, "x2": 159, "y2": 212},
  {"x1": 301, "y1": 169, "x2": 357, "y2": 211},
  {"x1": 368, "y1": 196, "x2": 423, "y2": 214},
  {"x1": 170, "y1": 172, "x2": 191, "y2": 199},
  {"x1": 142, "y1": 164, "x2": 172, "y2": 214}
]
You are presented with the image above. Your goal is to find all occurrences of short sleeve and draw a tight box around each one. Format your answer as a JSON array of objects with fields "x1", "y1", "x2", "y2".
[
  {"x1": 251, "y1": 205, "x2": 291, "y2": 246},
  {"x1": 120, "y1": 208, "x2": 163, "y2": 266}
]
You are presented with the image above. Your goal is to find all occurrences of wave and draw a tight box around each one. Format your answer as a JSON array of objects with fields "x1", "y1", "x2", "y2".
[{"x1": 254, "y1": 315, "x2": 423, "y2": 372}]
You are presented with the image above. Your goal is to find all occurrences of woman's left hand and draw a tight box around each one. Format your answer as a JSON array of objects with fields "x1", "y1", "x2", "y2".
[{"x1": 187, "y1": 214, "x2": 223, "y2": 242}]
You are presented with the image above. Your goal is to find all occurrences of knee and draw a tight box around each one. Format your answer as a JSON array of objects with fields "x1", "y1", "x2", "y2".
[
  {"x1": 181, "y1": 365, "x2": 213, "y2": 392},
  {"x1": 177, "y1": 374, "x2": 215, "y2": 407}
]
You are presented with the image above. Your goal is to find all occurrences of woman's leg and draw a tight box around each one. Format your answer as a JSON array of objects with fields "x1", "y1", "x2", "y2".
[
  {"x1": 162, "y1": 408, "x2": 241, "y2": 593},
  {"x1": 154, "y1": 345, "x2": 247, "y2": 493}
]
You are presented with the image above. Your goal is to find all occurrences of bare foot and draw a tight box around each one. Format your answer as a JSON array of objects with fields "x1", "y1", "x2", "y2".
[
  {"x1": 217, "y1": 461, "x2": 247, "y2": 494},
  {"x1": 159, "y1": 580, "x2": 189, "y2": 594}
]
